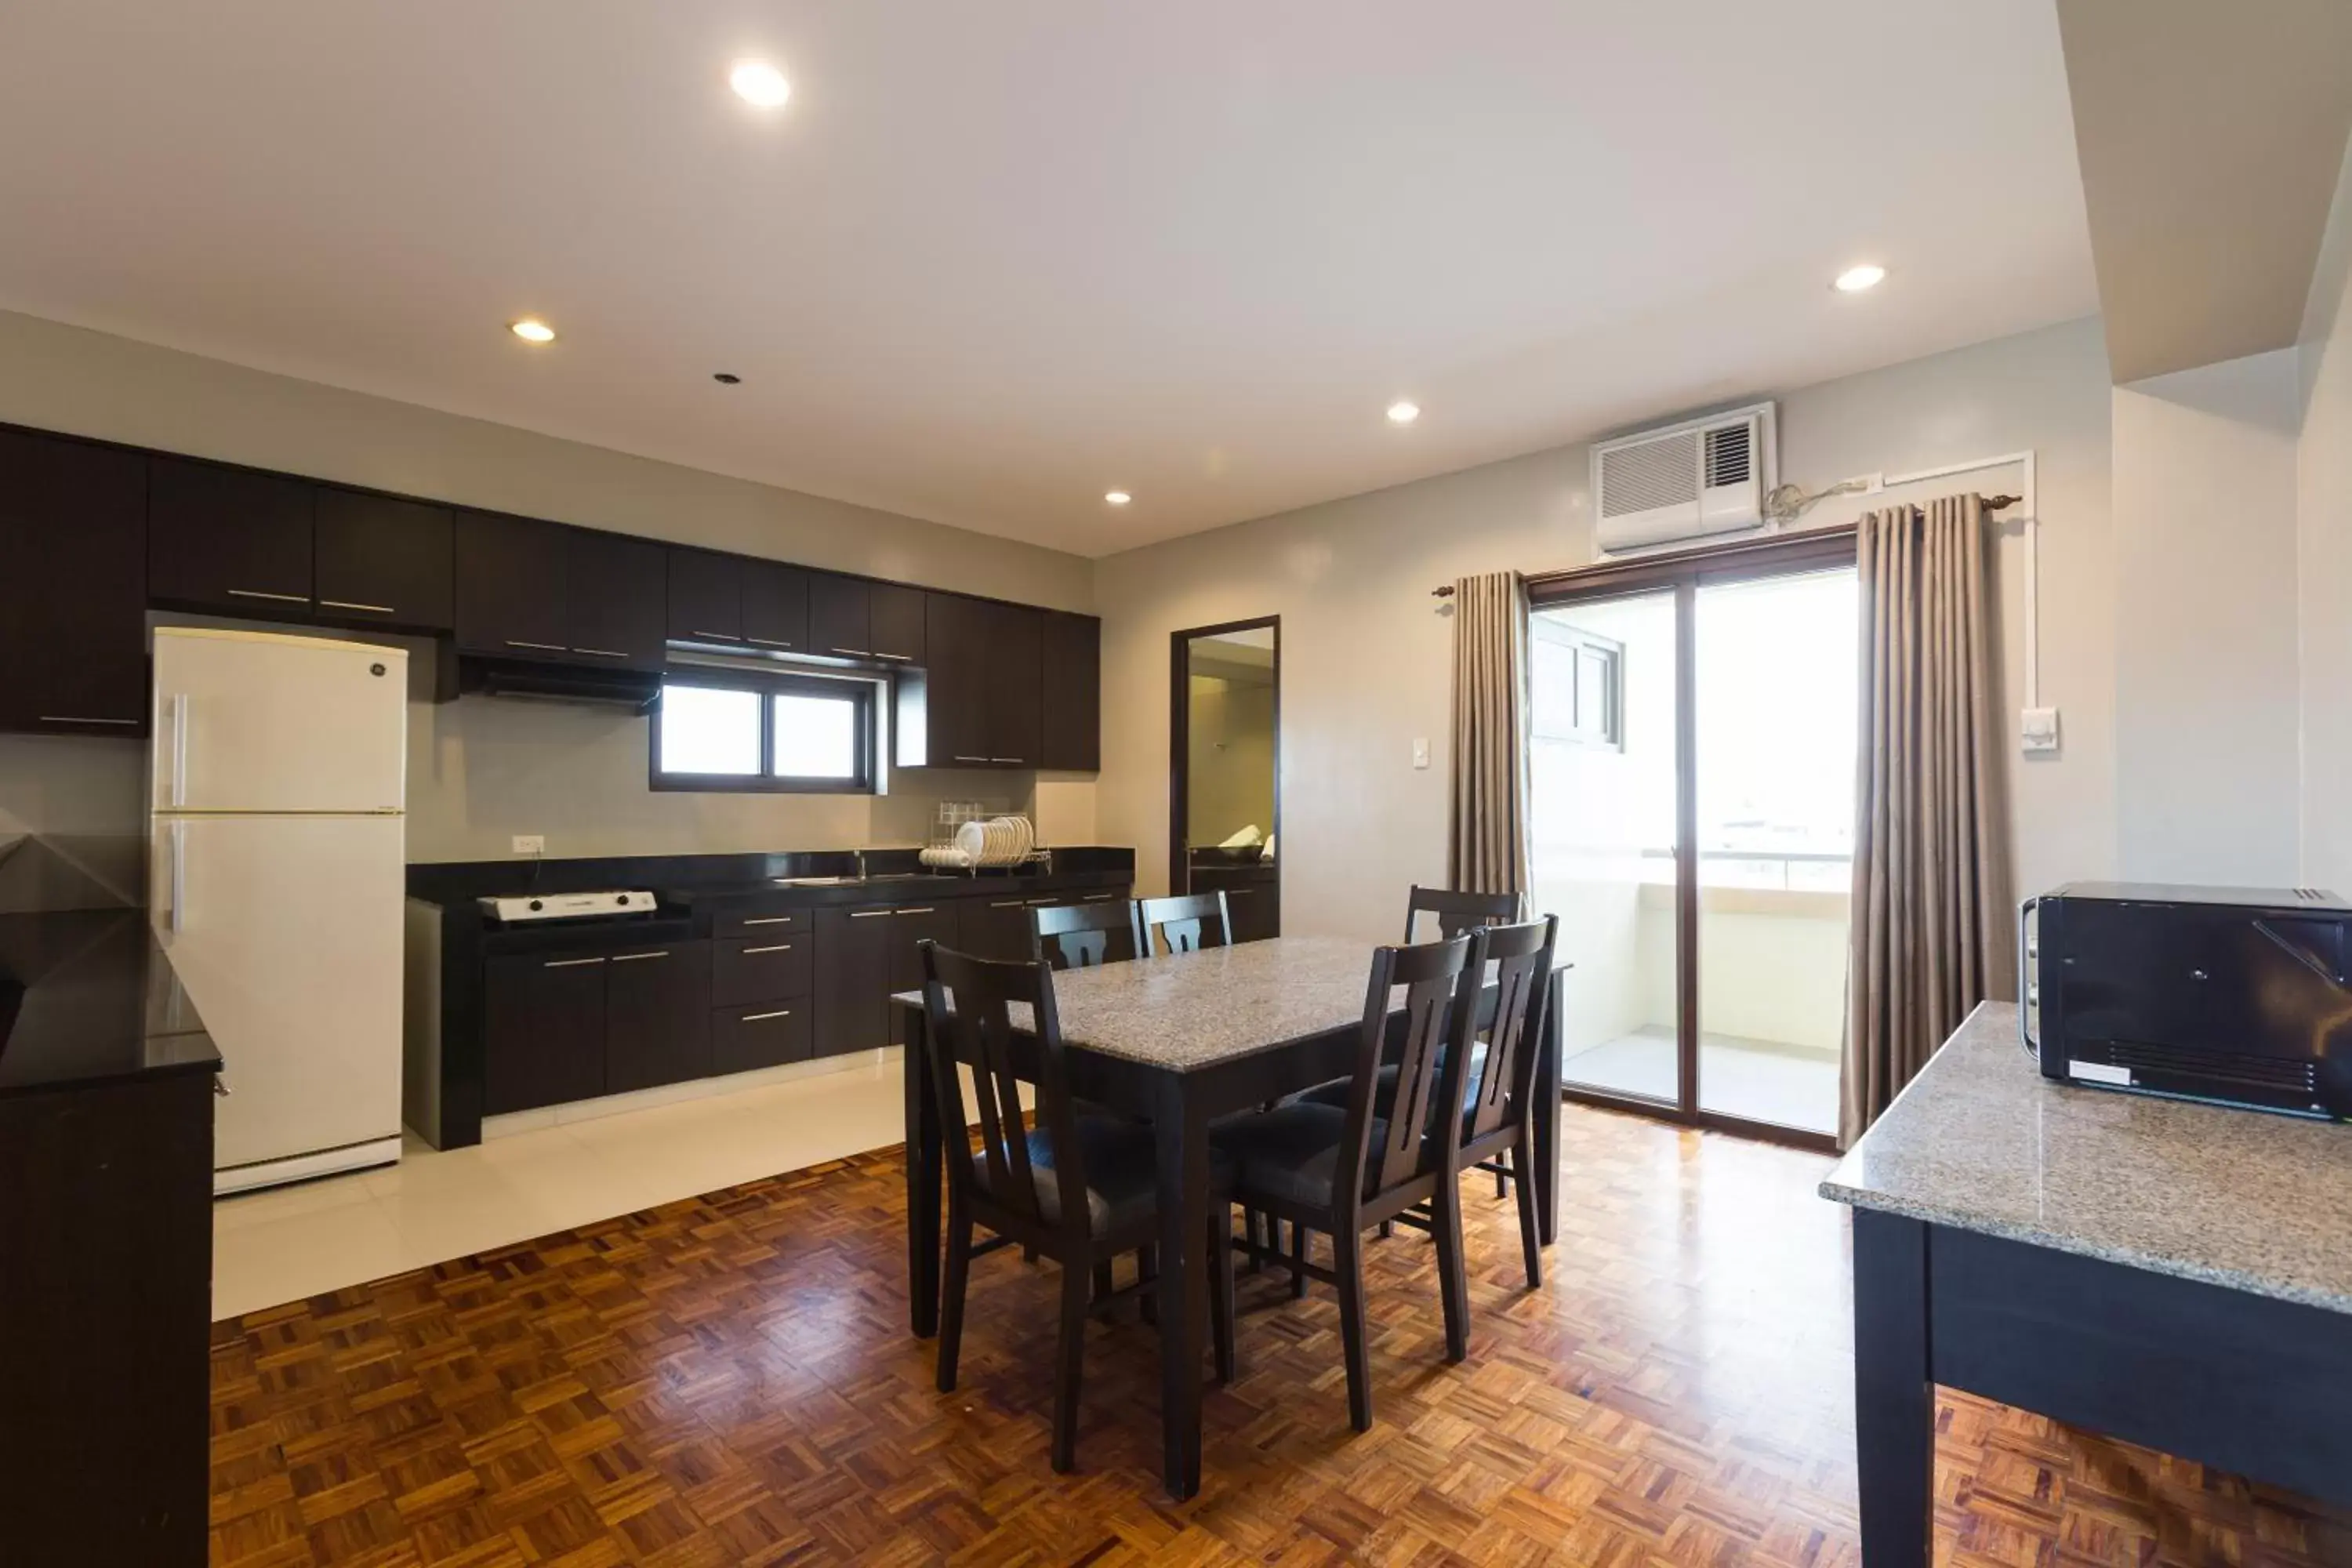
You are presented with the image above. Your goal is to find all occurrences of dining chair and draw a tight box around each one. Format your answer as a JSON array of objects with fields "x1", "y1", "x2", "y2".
[
  {"x1": 1030, "y1": 900, "x2": 1143, "y2": 971},
  {"x1": 1210, "y1": 931, "x2": 1484, "y2": 1430},
  {"x1": 1403, "y1": 884, "x2": 1519, "y2": 942},
  {"x1": 1135, "y1": 891, "x2": 1232, "y2": 956},
  {"x1": 1444, "y1": 914, "x2": 1558, "y2": 1288},
  {"x1": 919, "y1": 939, "x2": 1236, "y2": 1472}
]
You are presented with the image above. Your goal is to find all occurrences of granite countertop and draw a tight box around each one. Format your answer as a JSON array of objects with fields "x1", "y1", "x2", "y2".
[
  {"x1": 1821, "y1": 1001, "x2": 2352, "y2": 1316},
  {"x1": 893, "y1": 934, "x2": 1565, "y2": 1071},
  {"x1": 0, "y1": 909, "x2": 220, "y2": 1098}
]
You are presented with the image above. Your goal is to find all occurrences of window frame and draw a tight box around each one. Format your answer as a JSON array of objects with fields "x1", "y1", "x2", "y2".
[
  {"x1": 1531, "y1": 619, "x2": 1626, "y2": 752},
  {"x1": 648, "y1": 669, "x2": 878, "y2": 795}
]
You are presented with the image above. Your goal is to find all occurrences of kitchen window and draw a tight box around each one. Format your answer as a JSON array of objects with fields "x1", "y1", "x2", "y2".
[{"x1": 652, "y1": 672, "x2": 877, "y2": 793}]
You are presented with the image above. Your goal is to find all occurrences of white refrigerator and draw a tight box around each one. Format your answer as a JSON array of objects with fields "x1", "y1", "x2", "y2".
[{"x1": 149, "y1": 627, "x2": 408, "y2": 1194}]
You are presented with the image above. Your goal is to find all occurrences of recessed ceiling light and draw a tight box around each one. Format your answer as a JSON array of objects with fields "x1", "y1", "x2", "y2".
[
  {"x1": 1833, "y1": 263, "x2": 1887, "y2": 293},
  {"x1": 510, "y1": 318, "x2": 556, "y2": 344},
  {"x1": 1387, "y1": 400, "x2": 1421, "y2": 425},
  {"x1": 1105, "y1": 491, "x2": 1132, "y2": 506},
  {"x1": 730, "y1": 60, "x2": 791, "y2": 108}
]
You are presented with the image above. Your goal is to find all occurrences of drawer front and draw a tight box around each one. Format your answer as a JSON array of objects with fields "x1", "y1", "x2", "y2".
[
  {"x1": 713, "y1": 907, "x2": 805, "y2": 940},
  {"x1": 713, "y1": 935, "x2": 814, "y2": 1007},
  {"x1": 712, "y1": 1001, "x2": 814, "y2": 1076}
]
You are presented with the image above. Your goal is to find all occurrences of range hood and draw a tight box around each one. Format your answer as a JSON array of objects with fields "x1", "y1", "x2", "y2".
[{"x1": 457, "y1": 655, "x2": 662, "y2": 713}]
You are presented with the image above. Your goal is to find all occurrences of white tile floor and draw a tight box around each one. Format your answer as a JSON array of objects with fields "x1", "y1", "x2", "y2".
[
  {"x1": 1562, "y1": 1025, "x2": 1842, "y2": 1135},
  {"x1": 212, "y1": 1052, "x2": 916, "y2": 1320}
]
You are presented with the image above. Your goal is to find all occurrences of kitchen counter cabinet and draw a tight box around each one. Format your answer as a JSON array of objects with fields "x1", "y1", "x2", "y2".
[
  {"x1": 604, "y1": 940, "x2": 711, "y2": 1094},
  {"x1": 815, "y1": 905, "x2": 895, "y2": 1057},
  {"x1": 481, "y1": 949, "x2": 608, "y2": 1114},
  {"x1": 147, "y1": 454, "x2": 314, "y2": 616},
  {"x1": 314, "y1": 487, "x2": 455, "y2": 633},
  {"x1": 0, "y1": 427, "x2": 149, "y2": 736},
  {"x1": 809, "y1": 573, "x2": 872, "y2": 660}
]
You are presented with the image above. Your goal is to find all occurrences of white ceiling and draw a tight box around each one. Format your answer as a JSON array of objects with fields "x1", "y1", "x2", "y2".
[{"x1": 0, "y1": 2, "x2": 2096, "y2": 557}]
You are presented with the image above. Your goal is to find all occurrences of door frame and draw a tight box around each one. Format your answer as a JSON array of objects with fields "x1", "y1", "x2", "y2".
[
  {"x1": 1168, "y1": 616, "x2": 1281, "y2": 924},
  {"x1": 1527, "y1": 528, "x2": 1856, "y2": 1153}
]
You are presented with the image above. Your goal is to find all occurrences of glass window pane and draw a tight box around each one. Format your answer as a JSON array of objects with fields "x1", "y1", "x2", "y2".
[
  {"x1": 771, "y1": 693, "x2": 857, "y2": 778},
  {"x1": 659, "y1": 686, "x2": 760, "y2": 775}
]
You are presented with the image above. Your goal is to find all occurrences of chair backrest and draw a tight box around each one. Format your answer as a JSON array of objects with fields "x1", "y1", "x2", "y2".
[
  {"x1": 1449, "y1": 915, "x2": 1558, "y2": 1146},
  {"x1": 1335, "y1": 931, "x2": 1483, "y2": 1211},
  {"x1": 917, "y1": 940, "x2": 1088, "y2": 1233},
  {"x1": 1136, "y1": 891, "x2": 1232, "y2": 956},
  {"x1": 1404, "y1": 884, "x2": 1520, "y2": 943},
  {"x1": 1030, "y1": 899, "x2": 1142, "y2": 971}
]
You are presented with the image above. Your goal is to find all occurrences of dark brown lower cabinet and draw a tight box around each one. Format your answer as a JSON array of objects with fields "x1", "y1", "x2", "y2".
[
  {"x1": 815, "y1": 906, "x2": 895, "y2": 1057},
  {"x1": 482, "y1": 951, "x2": 608, "y2": 1114},
  {"x1": 0, "y1": 1069, "x2": 212, "y2": 1565},
  {"x1": 957, "y1": 894, "x2": 1039, "y2": 963},
  {"x1": 713, "y1": 1000, "x2": 813, "y2": 1075},
  {"x1": 603, "y1": 942, "x2": 711, "y2": 1094},
  {"x1": 1189, "y1": 864, "x2": 1279, "y2": 942}
]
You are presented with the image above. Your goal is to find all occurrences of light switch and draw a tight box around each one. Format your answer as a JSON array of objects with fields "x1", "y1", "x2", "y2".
[
  {"x1": 512, "y1": 834, "x2": 546, "y2": 855},
  {"x1": 2020, "y1": 708, "x2": 2060, "y2": 756},
  {"x1": 1412, "y1": 737, "x2": 1431, "y2": 770}
]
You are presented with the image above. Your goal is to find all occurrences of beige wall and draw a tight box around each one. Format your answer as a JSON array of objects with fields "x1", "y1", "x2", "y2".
[
  {"x1": 1094, "y1": 316, "x2": 2118, "y2": 943},
  {"x1": 2300, "y1": 140, "x2": 2352, "y2": 894},
  {"x1": 0, "y1": 310, "x2": 1100, "y2": 869}
]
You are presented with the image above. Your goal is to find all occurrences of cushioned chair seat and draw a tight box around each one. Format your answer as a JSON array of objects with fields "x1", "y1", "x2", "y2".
[
  {"x1": 1291, "y1": 1040, "x2": 1489, "y2": 1119},
  {"x1": 978, "y1": 1113, "x2": 1234, "y2": 1235},
  {"x1": 1210, "y1": 1102, "x2": 1410, "y2": 1210}
]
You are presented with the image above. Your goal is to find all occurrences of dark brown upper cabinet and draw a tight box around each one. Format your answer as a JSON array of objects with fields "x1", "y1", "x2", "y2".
[
  {"x1": 667, "y1": 546, "x2": 742, "y2": 645},
  {"x1": 1040, "y1": 612, "x2": 1102, "y2": 771},
  {"x1": 869, "y1": 583, "x2": 926, "y2": 666},
  {"x1": 313, "y1": 488, "x2": 453, "y2": 633},
  {"x1": 454, "y1": 508, "x2": 568, "y2": 656},
  {"x1": 741, "y1": 561, "x2": 810, "y2": 653},
  {"x1": 147, "y1": 456, "x2": 313, "y2": 615},
  {"x1": 808, "y1": 573, "x2": 871, "y2": 659},
  {"x1": 0, "y1": 430, "x2": 148, "y2": 735},
  {"x1": 982, "y1": 603, "x2": 1044, "y2": 766},
  {"x1": 564, "y1": 529, "x2": 667, "y2": 669},
  {"x1": 916, "y1": 592, "x2": 990, "y2": 766}
]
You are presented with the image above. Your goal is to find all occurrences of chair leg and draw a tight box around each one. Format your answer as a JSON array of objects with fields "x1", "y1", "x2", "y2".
[
  {"x1": 1244, "y1": 1207, "x2": 1264, "y2": 1274},
  {"x1": 1137, "y1": 1243, "x2": 1158, "y2": 1326},
  {"x1": 1289, "y1": 1220, "x2": 1308, "y2": 1299},
  {"x1": 1209, "y1": 1203, "x2": 1237, "y2": 1385},
  {"x1": 1432, "y1": 1182, "x2": 1469, "y2": 1365},
  {"x1": 1092, "y1": 1259, "x2": 1115, "y2": 1306},
  {"x1": 1511, "y1": 1143, "x2": 1542, "y2": 1289},
  {"x1": 1332, "y1": 1225, "x2": 1374, "y2": 1432},
  {"x1": 937, "y1": 1195, "x2": 972, "y2": 1394},
  {"x1": 1377, "y1": 1220, "x2": 1392, "y2": 1240},
  {"x1": 1051, "y1": 1256, "x2": 1090, "y2": 1472},
  {"x1": 1024, "y1": 1244, "x2": 1040, "y2": 1264},
  {"x1": 1494, "y1": 1160, "x2": 1508, "y2": 1200}
]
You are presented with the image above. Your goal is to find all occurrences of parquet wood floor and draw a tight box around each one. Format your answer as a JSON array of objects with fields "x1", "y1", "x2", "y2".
[{"x1": 208, "y1": 1104, "x2": 2352, "y2": 1567}]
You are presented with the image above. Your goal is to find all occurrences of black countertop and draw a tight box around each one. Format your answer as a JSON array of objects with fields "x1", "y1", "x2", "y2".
[
  {"x1": 405, "y1": 845, "x2": 1138, "y2": 911},
  {"x1": 0, "y1": 910, "x2": 220, "y2": 1098}
]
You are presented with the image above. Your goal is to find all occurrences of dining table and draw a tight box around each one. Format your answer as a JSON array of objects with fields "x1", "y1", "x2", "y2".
[{"x1": 891, "y1": 932, "x2": 1566, "y2": 1500}]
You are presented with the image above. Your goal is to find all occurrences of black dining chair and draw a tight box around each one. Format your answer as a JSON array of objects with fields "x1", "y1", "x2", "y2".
[
  {"x1": 1443, "y1": 915, "x2": 1558, "y2": 1288},
  {"x1": 1210, "y1": 931, "x2": 1484, "y2": 1430},
  {"x1": 1403, "y1": 884, "x2": 1520, "y2": 942},
  {"x1": 1135, "y1": 891, "x2": 1232, "y2": 956},
  {"x1": 1030, "y1": 900, "x2": 1143, "y2": 971},
  {"x1": 919, "y1": 939, "x2": 1236, "y2": 1472}
]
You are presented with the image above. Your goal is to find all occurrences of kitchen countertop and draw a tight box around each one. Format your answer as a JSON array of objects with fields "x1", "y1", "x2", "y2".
[
  {"x1": 1820, "y1": 1001, "x2": 2352, "y2": 1316},
  {"x1": 0, "y1": 909, "x2": 220, "y2": 1098}
]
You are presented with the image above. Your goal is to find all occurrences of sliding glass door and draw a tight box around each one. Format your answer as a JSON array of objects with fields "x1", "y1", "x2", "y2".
[{"x1": 1528, "y1": 534, "x2": 1857, "y2": 1150}]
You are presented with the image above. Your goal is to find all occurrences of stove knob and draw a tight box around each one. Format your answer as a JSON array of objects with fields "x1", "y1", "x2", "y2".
[{"x1": 528, "y1": 898, "x2": 544, "y2": 913}]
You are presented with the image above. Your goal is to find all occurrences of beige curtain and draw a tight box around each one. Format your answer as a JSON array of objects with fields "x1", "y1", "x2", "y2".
[
  {"x1": 1843, "y1": 495, "x2": 2013, "y2": 1145},
  {"x1": 1446, "y1": 571, "x2": 1532, "y2": 913}
]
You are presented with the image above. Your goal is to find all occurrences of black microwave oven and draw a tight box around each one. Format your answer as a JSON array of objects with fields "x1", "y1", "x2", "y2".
[{"x1": 2021, "y1": 882, "x2": 2352, "y2": 1120}]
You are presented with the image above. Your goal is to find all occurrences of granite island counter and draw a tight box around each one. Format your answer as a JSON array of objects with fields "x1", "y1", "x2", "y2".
[{"x1": 1823, "y1": 1001, "x2": 2352, "y2": 1566}]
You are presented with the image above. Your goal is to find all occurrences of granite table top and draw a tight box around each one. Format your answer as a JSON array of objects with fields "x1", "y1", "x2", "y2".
[
  {"x1": 890, "y1": 933, "x2": 1563, "y2": 1073},
  {"x1": 1821, "y1": 1001, "x2": 2352, "y2": 1316}
]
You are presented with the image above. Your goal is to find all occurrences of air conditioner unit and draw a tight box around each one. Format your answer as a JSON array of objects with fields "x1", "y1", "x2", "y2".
[{"x1": 1591, "y1": 402, "x2": 1777, "y2": 557}]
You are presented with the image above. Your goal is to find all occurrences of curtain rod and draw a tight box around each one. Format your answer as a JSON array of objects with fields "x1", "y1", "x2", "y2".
[{"x1": 1427, "y1": 494, "x2": 2022, "y2": 597}]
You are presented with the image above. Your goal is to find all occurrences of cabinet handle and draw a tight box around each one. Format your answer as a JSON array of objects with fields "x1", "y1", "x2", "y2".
[
  {"x1": 740, "y1": 1009, "x2": 793, "y2": 1022},
  {"x1": 693, "y1": 630, "x2": 742, "y2": 641},
  {"x1": 875, "y1": 652, "x2": 913, "y2": 662},
  {"x1": 543, "y1": 956, "x2": 606, "y2": 968},
  {"x1": 227, "y1": 587, "x2": 310, "y2": 604},
  {"x1": 1025, "y1": 898, "x2": 1058, "y2": 906},
  {"x1": 506, "y1": 639, "x2": 566, "y2": 652},
  {"x1": 610, "y1": 950, "x2": 670, "y2": 962},
  {"x1": 739, "y1": 942, "x2": 793, "y2": 955},
  {"x1": 321, "y1": 600, "x2": 396, "y2": 615},
  {"x1": 989, "y1": 899, "x2": 1025, "y2": 909},
  {"x1": 213, "y1": 1076, "x2": 230, "y2": 1098},
  {"x1": 739, "y1": 916, "x2": 795, "y2": 927},
  {"x1": 1084, "y1": 892, "x2": 1123, "y2": 902},
  {"x1": 830, "y1": 647, "x2": 873, "y2": 657},
  {"x1": 571, "y1": 647, "x2": 630, "y2": 659},
  {"x1": 990, "y1": 757, "x2": 1025, "y2": 765},
  {"x1": 849, "y1": 909, "x2": 892, "y2": 919},
  {"x1": 1227, "y1": 889, "x2": 1255, "y2": 898},
  {"x1": 952, "y1": 755, "x2": 991, "y2": 764},
  {"x1": 746, "y1": 637, "x2": 795, "y2": 648},
  {"x1": 38, "y1": 714, "x2": 139, "y2": 725},
  {"x1": 895, "y1": 907, "x2": 938, "y2": 916}
]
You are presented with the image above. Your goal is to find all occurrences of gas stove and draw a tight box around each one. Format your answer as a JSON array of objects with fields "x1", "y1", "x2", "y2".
[{"x1": 477, "y1": 889, "x2": 659, "y2": 924}]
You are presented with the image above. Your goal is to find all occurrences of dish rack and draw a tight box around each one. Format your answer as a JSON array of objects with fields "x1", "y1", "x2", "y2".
[{"x1": 920, "y1": 800, "x2": 1045, "y2": 872}]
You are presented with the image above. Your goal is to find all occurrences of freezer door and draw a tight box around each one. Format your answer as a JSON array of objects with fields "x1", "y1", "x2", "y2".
[
  {"x1": 153, "y1": 813, "x2": 405, "y2": 1173},
  {"x1": 152, "y1": 628, "x2": 407, "y2": 813}
]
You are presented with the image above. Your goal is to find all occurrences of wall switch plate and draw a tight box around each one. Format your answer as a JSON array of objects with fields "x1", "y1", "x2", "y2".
[
  {"x1": 2020, "y1": 707, "x2": 2060, "y2": 755},
  {"x1": 511, "y1": 835, "x2": 546, "y2": 855},
  {"x1": 1412, "y1": 738, "x2": 1431, "y2": 770}
]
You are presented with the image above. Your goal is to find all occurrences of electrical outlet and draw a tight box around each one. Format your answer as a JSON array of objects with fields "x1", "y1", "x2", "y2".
[
  {"x1": 1412, "y1": 738, "x2": 1431, "y2": 770},
  {"x1": 511, "y1": 834, "x2": 546, "y2": 855},
  {"x1": 2020, "y1": 708, "x2": 2060, "y2": 756}
]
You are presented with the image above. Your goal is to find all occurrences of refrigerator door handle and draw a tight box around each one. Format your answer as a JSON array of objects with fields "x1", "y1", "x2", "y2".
[
  {"x1": 165, "y1": 821, "x2": 187, "y2": 933},
  {"x1": 169, "y1": 692, "x2": 191, "y2": 809}
]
